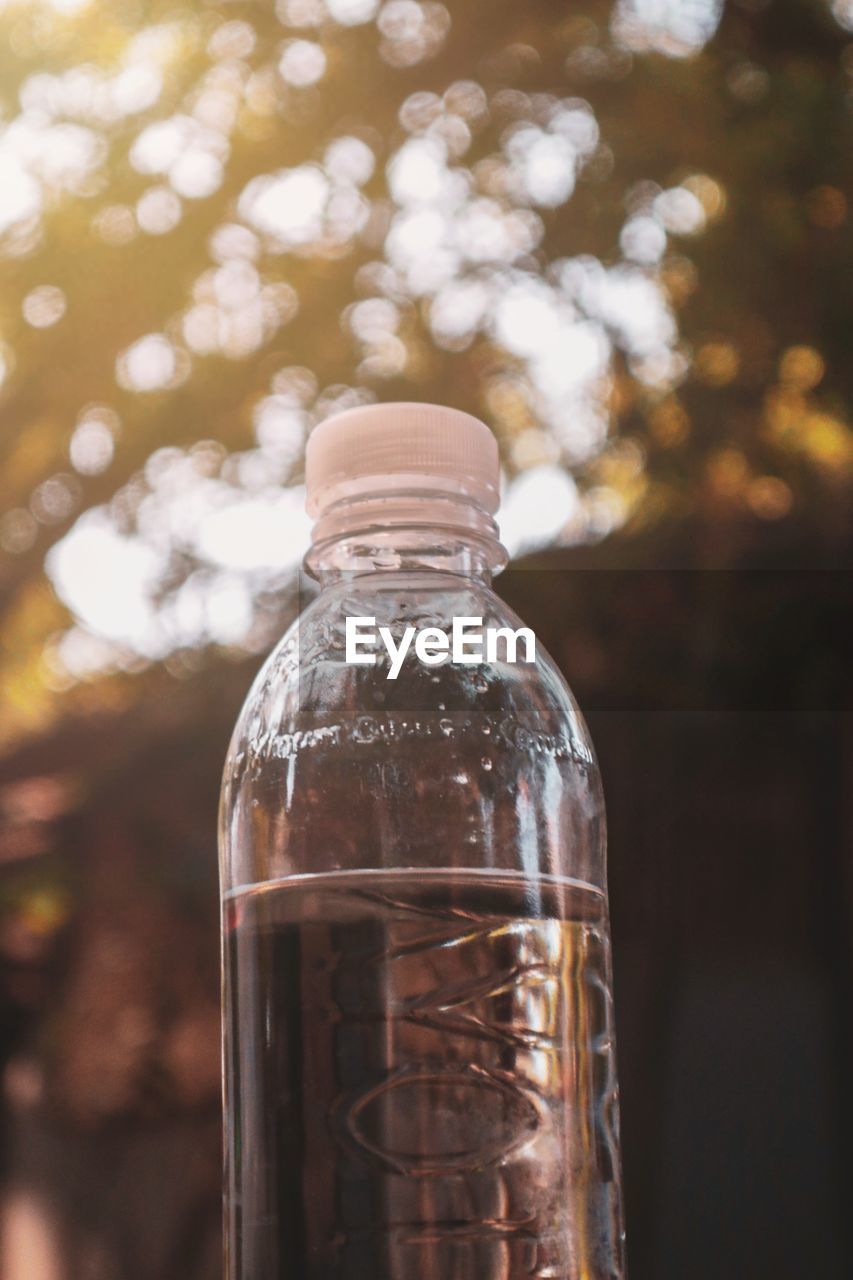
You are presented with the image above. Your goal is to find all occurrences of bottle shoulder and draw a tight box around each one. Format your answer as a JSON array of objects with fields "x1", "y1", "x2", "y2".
[
  {"x1": 226, "y1": 574, "x2": 595, "y2": 769},
  {"x1": 220, "y1": 573, "x2": 605, "y2": 892}
]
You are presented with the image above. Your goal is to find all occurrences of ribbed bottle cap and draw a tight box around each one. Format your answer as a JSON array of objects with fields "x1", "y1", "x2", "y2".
[{"x1": 305, "y1": 402, "x2": 500, "y2": 517}]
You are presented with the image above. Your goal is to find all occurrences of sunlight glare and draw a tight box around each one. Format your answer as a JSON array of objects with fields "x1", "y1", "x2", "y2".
[
  {"x1": 0, "y1": 156, "x2": 42, "y2": 235},
  {"x1": 492, "y1": 281, "x2": 563, "y2": 358},
  {"x1": 69, "y1": 418, "x2": 115, "y2": 476},
  {"x1": 613, "y1": 0, "x2": 723, "y2": 57},
  {"x1": 323, "y1": 136, "x2": 375, "y2": 185},
  {"x1": 388, "y1": 137, "x2": 449, "y2": 205},
  {"x1": 498, "y1": 466, "x2": 579, "y2": 557},
  {"x1": 47, "y1": 514, "x2": 167, "y2": 655},
  {"x1": 239, "y1": 166, "x2": 329, "y2": 246},
  {"x1": 325, "y1": 0, "x2": 380, "y2": 24},
  {"x1": 22, "y1": 285, "x2": 66, "y2": 328},
  {"x1": 655, "y1": 185, "x2": 705, "y2": 235},
  {"x1": 47, "y1": 0, "x2": 90, "y2": 13},
  {"x1": 278, "y1": 40, "x2": 327, "y2": 87},
  {"x1": 116, "y1": 335, "x2": 182, "y2": 392},
  {"x1": 194, "y1": 488, "x2": 312, "y2": 573}
]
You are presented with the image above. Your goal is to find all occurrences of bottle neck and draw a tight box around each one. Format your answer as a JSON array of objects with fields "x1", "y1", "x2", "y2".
[{"x1": 304, "y1": 489, "x2": 507, "y2": 585}]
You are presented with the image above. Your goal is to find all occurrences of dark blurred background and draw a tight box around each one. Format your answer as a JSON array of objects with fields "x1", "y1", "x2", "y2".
[{"x1": 0, "y1": 0, "x2": 851, "y2": 1276}]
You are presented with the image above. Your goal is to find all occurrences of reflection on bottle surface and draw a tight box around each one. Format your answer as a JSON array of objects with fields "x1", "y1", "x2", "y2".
[{"x1": 224, "y1": 869, "x2": 624, "y2": 1279}]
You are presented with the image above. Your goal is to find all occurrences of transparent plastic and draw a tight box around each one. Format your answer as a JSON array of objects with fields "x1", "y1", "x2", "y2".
[{"x1": 219, "y1": 505, "x2": 626, "y2": 1279}]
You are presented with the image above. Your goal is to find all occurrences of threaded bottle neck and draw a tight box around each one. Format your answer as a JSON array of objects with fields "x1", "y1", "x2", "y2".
[{"x1": 303, "y1": 488, "x2": 507, "y2": 582}]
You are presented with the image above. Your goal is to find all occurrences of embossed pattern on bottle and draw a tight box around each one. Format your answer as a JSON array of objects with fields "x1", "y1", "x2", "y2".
[{"x1": 224, "y1": 870, "x2": 624, "y2": 1279}]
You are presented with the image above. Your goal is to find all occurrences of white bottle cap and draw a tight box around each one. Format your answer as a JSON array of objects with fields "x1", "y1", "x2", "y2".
[{"x1": 305, "y1": 402, "x2": 500, "y2": 517}]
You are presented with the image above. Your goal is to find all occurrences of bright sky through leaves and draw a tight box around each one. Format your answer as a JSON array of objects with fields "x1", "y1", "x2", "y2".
[{"x1": 0, "y1": 0, "x2": 850, "y2": 723}]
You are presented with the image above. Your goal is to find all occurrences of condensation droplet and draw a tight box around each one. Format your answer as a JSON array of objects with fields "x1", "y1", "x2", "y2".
[
  {"x1": 437, "y1": 702, "x2": 446, "y2": 711},
  {"x1": 473, "y1": 672, "x2": 488, "y2": 694},
  {"x1": 439, "y1": 718, "x2": 453, "y2": 736},
  {"x1": 481, "y1": 756, "x2": 493, "y2": 771},
  {"x1": 353, "y1": 715, "x2": 379, "y2": 744}
]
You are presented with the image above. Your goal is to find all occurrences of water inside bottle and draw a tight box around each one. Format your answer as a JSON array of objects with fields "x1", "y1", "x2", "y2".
[{"x1": 224, "y1": 869, "x2": 624, "y2": 1279}]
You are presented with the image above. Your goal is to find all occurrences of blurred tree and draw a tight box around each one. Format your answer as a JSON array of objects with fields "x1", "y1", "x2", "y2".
[{"x1": 0, "y1": 0, "x2": 849, "y2": 749}]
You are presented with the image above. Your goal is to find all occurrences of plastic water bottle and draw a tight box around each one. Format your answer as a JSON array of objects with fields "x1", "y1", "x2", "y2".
[{"x1": 219, "y1": 403, "x2": 625, "y2": 1278}]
